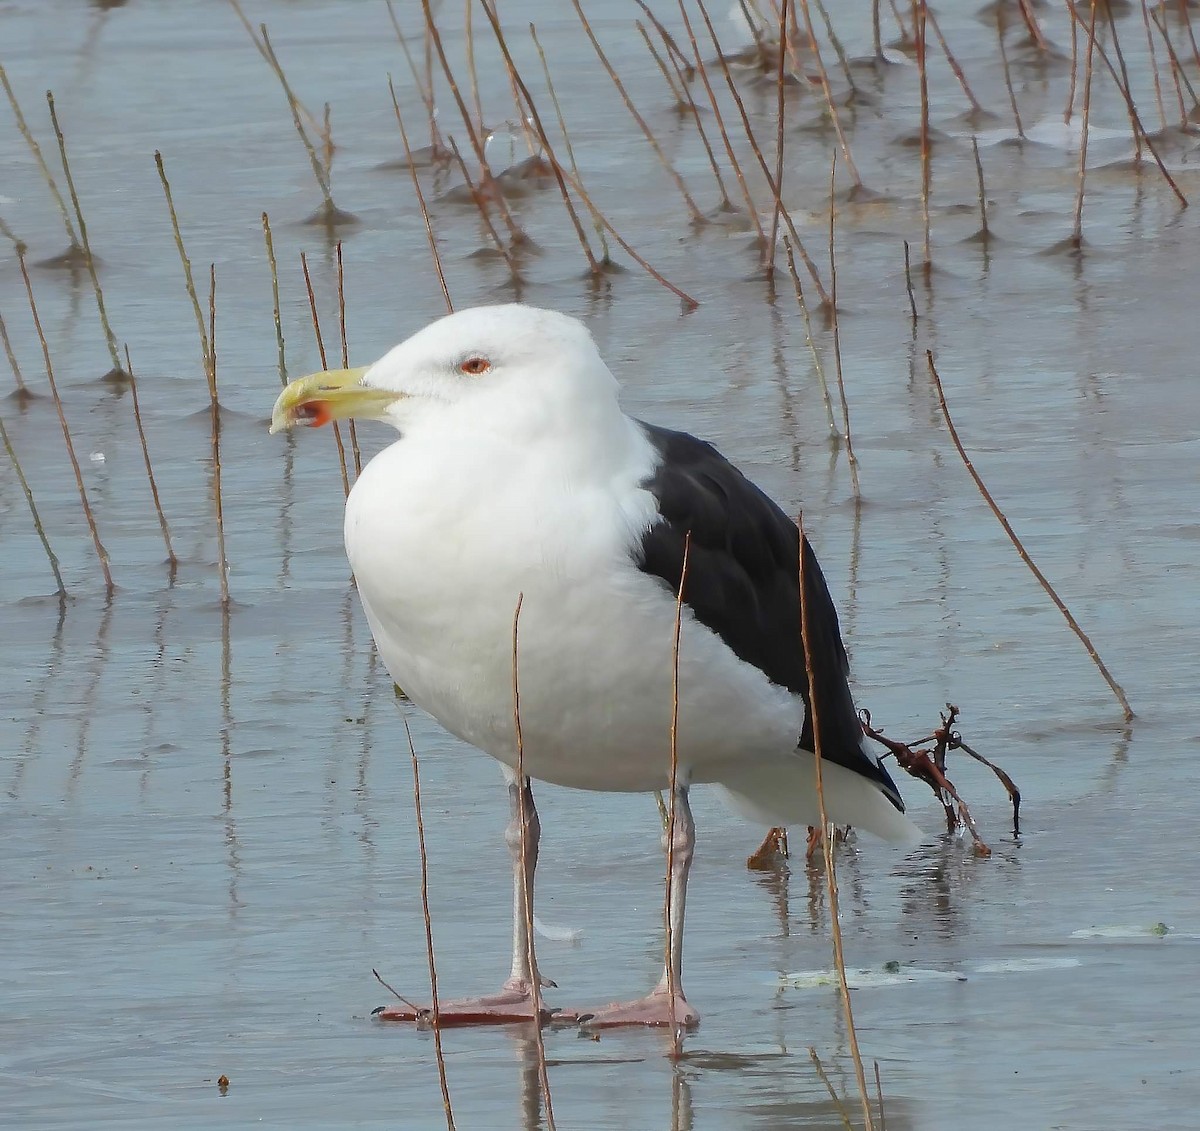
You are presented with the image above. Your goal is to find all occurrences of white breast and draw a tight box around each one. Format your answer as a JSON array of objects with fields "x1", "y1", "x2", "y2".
[{"x1": 343, "y1": 426, "x2": 805, "y2": 793}]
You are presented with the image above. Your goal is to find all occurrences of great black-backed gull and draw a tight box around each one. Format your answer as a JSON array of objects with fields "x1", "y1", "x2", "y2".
[{"x1": 271, "y1": 303, "x2": 918, "y2": 1028}]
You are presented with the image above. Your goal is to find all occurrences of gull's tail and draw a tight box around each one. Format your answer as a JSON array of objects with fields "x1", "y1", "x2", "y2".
[{"x1": 713, "y1": 752, "x2": 923, "y2": 847}]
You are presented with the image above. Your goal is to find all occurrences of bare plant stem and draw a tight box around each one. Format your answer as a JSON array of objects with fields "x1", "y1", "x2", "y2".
[
  {"x1": 388, "y1": 77, "x2": 456, "y2": 311},
  {"x1": 1065, "y1": 1, "x2": 1188, "y2": 206},
  {"x1": 123, "y1": 345, "x2": 177, "y2": 569},
  {"x1": 925, "y1": 350, "x2": 1133, "y2": 720},
  {"x1": 478, "y1": 5, "x2": 600, "y2": 275},
  {"x1": 673, "y1": 0, "x2": 766, "y2": 243},
  {"x1": 0, "y1": 212, "x2": 25, "y2": 254},
  {"x1": 0, "y1": 307, "x2": 29, "y2": 396},
  {"x1": 569, "y1": 1, "x2": 704, "y2": 225},
  {"x1": 0, "y1": 64, "x2": 80, "y2": 250},
  {"x1": 0, "y1": 409, "x2": 66, "y2": 596},
  {"x1": 666, "y1": 532, "x2": 692, "y2": 1058},
  {"x1": 827, "y1": 159, "x2": 859, "y2": 493},
  {"x1": 299, "y1": 251, "x2": 351, "y2": 497},
  {"x1": 385, "y1": 0, "x2": 447, "y2": 158},
  {"x1": 808, "y1": 1047, "x2": 856, "y2": 1131},
  {"x1": 693, "y1": 0, "x2": 830, "y2": 299},
  {"x1": 155, "y1": 151, "x2": 213, "y2": 395},
  {"x1": 262, "y1": 212, "x2": 287, "y2": 385},
  {"x1": 255, "y1": 24, "x2": 344, "y2": 217},
  {"x1": 768, "y1": 0, "x2": 790, "y2": 273},
  {"x1": 913, "y1": 1, "x2": 931, "y2": 269},
  {"x1": 402, "y1": 720, "x2": 456, "y2": 1131},
  {"x1": 531, "y1": 23, "x2": 614, "y2": 258},
  {"x1": 1151, "y1": 6, "x2": 1200, "y2": 125},
  {"x1": 1139, "y1": 0, "x2": 1169, "y2": 133},
  {"x1": 798, "y1": 515, "x2": 874, "y2": 1131},
  {"x1": 796, "y1": 0, "x2": 863, "y2": 187},
  {"x1": 446, "y1": 136, "x2": 517, "y2": 273},
  {"x1": 996, "y1": 9, "x2": 1026, "y2": 139},
  {"x1": 510, "y1": 595, "x2": 558, "y2": 1131},
  {"x1": 783, "y1": 238, "x2": 838, "y2": 436},
  {"x1": 1065, "y1": 7, "x2": 1080, "y2": 123},
  {"x1": 335, "y1": 242, "x2": 362, "y2": 476},
  {"x1": 208, "y1": 265, "x2": 230, "y2": 608},
  {"x1": 926, "y1": 6, "x2": 983, "y2": 117},
  {"x1": 972, "y1": 136, "x2": 989, "y2": 244},
  {"x1": 637, "y1": 20, "x2": 683, "y2": 106},
  {"x1": 555, "y1": 165, "x2": 699, "y2": 307},
  {"x1": 46, "y1": 92, "x2": 123, "y2": 373},
  {"x1": 1073, "y1": 1, "x2": 1098, "y2": 248},
  {"x1": 18, "y1": 252, "x2": 113, "y2": 596}
]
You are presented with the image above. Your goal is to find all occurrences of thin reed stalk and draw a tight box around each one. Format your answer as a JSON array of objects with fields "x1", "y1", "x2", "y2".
[
  {"x1": 635, "y1": 3, "x2": 735, "y2": 209},
  {"x1": 0, "y1": 64, "x2": 81, "y2": 256},
  {"x1": 402, "y1": 720, "x2": 457, "y2": 1131},
  {"x1": 0, "y1": 409, "x2": 66, "y2": 596},
  {"x1": 446, "y1": 136, "x2": 518, "y2": 274},
  {"x1": 1101, "y1": 1, "x2": 1143, "y2": 159},
  {"x1": 299, "y1": 251, "x2": 351, "y2": 497},
  {"x1": 18, "y1": 252, "x2": 113, "y2": 596},
  {"x1": 996, "y1": 9, "x2": 1026, "y2": 139},
  {"x1": 827, "y1": 159, "x2": 859, "y2": 493},
  {"x1": 808, "y1": 1047, "x2": 856, "y2": 1131},
  {"x1": 123, "y1": 346, "x2": 177, "y2": 569},
  {"x1": 692, "y1": 0, "x2": 831, "y2": 301},
  {"x1": 0, "y1": 213, "x2": 24, "y2": 254},
  {"x1": 208, "y1": 265, "x2": 230, "y2": 608},
  {"x1": 0, "y1": 306, "x2": 30, "y2": 398},
  {"x1": 155, "y1": 151, "x2": 213, "y2": 394},
  {"x1": 767, "y1": 0, "x2": 790, "y2": 273},
  {"x1": 387, "y1": 78, "x2": 457, "y2": 310},
  {"x1": 796, "y1": 0, "x2": 864, "y2": 187},
  {"x1": 665, "y1": 532, "x2": 692, "y2": 1058},
  {"x1": 637, "y1": 20, "x2": 684, "y2": 107},
  {"x1": 783, "y1": 238, "x2": 838, "y2": 437},
  {"x1": 46, "y1": 92, "x2": 124, "y2": 375},
  {"x1": 477, "y1": 4, "x2": 600, "y2": 275},
  {"x1": 912, "y1": 1, "x2": 931, "y2": 269},
  {"x1": 554, "y1": 165, "x2": 699, "y2": 308},
  {"x1": 510, "y1": 594, "x2": 558, "y2": 1131},
  {"x1": 262, "y1": 212, "x2": 287, "y2": 385},
  {"x1": 971, "y1": 137, "x2": 990, "y2": 246},
  {"x1": 1138, "y1": 0, "x2": 1169, "y2": 133},
  {"x1": 926, "y1": 6, "x2": 984, "y2": 117},
  {"x1": 813, "y1": 0, "x2": 857, "y2": 92},
  {"x1": 673, "y1": 0, "x2": 767, "y2": 242},
  {"x1": 568, "y1": 1, "x2": 704, "y2": 226},
  {"x1": 925, "y1": 351, "x2": 1133, "y2": 720},
  {"x1": 798, "y1": 515, "x2": 874, "y2": 1131},
  {"x1": 385, "y1": 0, "x2": 448, "y2": 160},
  {"x1": 1151, "y1": 6, "x2": 1200, "y2": 125},
  {"x1": 1065, "y1": 1, "x2": 1188, "y2": 206},
  {"x1": 531, "y1": 23, "x2": 614, "y2": 259},
  {"x1": 335, "y1": 242, "x2": 362, "y2": 476},
  {"x1": 1073, "y1": 1, "x2": 1098, "y2": 248}
]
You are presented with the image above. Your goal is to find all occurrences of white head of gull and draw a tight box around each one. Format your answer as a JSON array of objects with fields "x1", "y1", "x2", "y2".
[{"x1": 271, "y1": 303, "x2": 920, "y2": 1028}]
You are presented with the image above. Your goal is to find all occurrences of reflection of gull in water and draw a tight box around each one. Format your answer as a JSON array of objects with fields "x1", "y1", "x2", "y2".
[{"x1": 271, "y1": 303, "x2": 919, "y2": 1029}]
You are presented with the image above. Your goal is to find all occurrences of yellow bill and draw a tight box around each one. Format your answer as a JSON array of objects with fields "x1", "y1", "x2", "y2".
[{"x1": 269, "y1": 367, "x2": 401, "y2": 434}]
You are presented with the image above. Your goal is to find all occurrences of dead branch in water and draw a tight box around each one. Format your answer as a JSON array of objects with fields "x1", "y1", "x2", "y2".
[{"x1": 861, "y1": 704, "x2": 1021, "y2": 855}]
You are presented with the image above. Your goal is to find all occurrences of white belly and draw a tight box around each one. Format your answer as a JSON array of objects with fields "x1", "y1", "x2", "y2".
[{"x1": 344, "y1": 437, "x2": 804, "y2": 793}]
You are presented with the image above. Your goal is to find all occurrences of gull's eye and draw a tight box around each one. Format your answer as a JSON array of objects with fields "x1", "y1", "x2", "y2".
[{"x1": 458, "y1": 356, "x2": 491, "y2": 376}]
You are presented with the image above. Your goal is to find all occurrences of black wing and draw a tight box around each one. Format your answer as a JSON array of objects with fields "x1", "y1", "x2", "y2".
[{"x1": 635, "y1": 422, "x2": 903, "y2": 809}]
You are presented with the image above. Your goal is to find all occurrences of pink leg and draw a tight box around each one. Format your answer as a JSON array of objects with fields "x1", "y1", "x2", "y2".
[
  {"x1": 375, "y1": 772, "x2": 579, "y2": 1027},
  {"x1": 581, "y1": 784, "x2": 700, "y2": 1030}
]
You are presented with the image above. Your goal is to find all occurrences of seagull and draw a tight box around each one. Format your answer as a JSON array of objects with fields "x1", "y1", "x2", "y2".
[{"x1": 271, "y1": 304, "x2": 919, "y2": 1028}]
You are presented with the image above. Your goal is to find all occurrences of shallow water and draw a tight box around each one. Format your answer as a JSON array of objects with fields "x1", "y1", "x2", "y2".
[{"x1": 2, "y1": 2, "x2": 1199, "y2": 1128}]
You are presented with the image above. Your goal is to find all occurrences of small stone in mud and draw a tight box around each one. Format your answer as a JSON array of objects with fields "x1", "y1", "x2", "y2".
[{"x1": 217, "y1": 1074, "x2": 230, "y2": 1095}]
